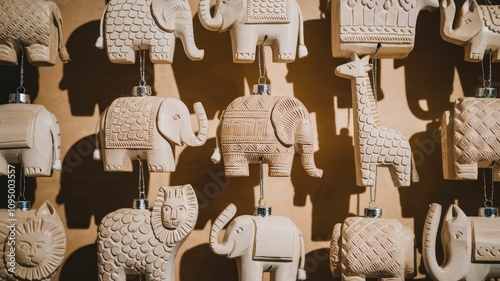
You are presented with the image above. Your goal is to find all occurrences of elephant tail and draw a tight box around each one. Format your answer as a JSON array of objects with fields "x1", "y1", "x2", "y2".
[
  {"x1": 297, "y1": 4, "x2": 308, "y2": 58},
  {"x1": 297, "y1": 231, "x2": 307, "y2": 280},
  {"x1": 93, "y1": 110, "x2": 105, "y2": 161},
  {"x1": 211, "y1": 110, "x2": 225, "y2": 164},
  {"x1": 95, "y1": 4, "x2": 108, "y2": 49},
  {"x1": 411, "y1": 152, "x2": 419, "y2": 182},
  {"x1": 50, "y1": 113, "x2": 62, "y2": 171}
]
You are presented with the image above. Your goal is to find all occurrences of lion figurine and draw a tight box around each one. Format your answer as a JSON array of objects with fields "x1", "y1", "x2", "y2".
[
  {"x1": 97, "y1": 184, "x2": 198, "y2": 281},
  {"x1": 0, "y1": 201, "x2": 67, "y2": 281}
]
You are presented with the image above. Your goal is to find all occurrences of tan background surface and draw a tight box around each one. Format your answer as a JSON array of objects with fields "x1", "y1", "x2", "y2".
[{"x1": 1, "y1": 0, "x2": 498, "y2": 280}]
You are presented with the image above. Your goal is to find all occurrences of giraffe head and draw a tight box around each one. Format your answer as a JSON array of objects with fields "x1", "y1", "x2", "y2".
[{"x1": 335, "y1": 54, "x2": 372, "y2": 79}]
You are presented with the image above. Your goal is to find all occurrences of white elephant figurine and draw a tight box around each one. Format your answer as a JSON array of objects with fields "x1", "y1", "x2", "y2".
[
  {"x1": 441, "y1": 97, "x2": 500, "y2": 181},
  {"x1": 198, "y1": 0, "x2": 307, "y2": 63},
  {"x1": 330, "y1": 217, "x2": 415, "y2": 281},
  {"x1": 96, "y1": 0, "x2": 204, "y2": 64},
  {"x1": 440, "y1": 0, "x2": 500, "y2": 62},
  {"x1": 332, "y1": 0, "x2": 438, "y2": 58},
  {"x1": 213, "y1": 95, "x2": 322, "y2": 177},
  {"x1": 210, "y1": 204, "x2": 307, "y2": 281},
  {"x1": 93, "y1": 96, "x2": 208, "y2": 172},
  {"x1": 0, "y1": 201, "x2": 67, "y2": 281},
  {"x1": 0, "y1": 0, "x2": 70, "y2": 66},
  {"x1": 422, "y1": 203, "x2": 500, "y2": 280},
  {"x1": 0, "y1": 103, "x2": 62, "y2": 177},
  {"x1": 97, "y1": 184, "x2": 198, "y2": 281}
]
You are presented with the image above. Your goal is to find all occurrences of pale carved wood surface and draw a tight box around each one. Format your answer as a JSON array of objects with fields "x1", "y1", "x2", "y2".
[
  {"x1": 335, "y1": 55, "x2": 414, "y2": 187},
  {"x1": 0, "y1": 0, "x2": 70, "y2": 66},
  {"x1": 331, "y1": 0, "x2": 439, "y2": 58},
  {"x1": 441, "y1": 97, "x2": 500, "y2": 181},
  {"x1": 219, "y1": 95, "x2": 322, "y2": 178},
  {"x1": 0, "y1": 201, "x2": 66, "y2": 281},
  {"x1": 330, "y1": 217, "x2": 415, "y2": 280},
  {"x1": 97, "y1": 184, "x2": 198, "y2": 281}
]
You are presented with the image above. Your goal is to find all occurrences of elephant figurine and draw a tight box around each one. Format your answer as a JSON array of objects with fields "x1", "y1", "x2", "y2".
[
  {"x1": 331, "y1": 0, "x2": 438, "y2": 58},
  {"x1": 330, "y1": 216, "x2": 415, "y2": 281},
  {"x1": 96, "y1": 0, "x2": 204, "y2": 64},
  {"x1": 97, "y1": 184, "x2": 198, "y2": 281},
  {"x1": 0, "y1": 103, "x2": 62, "y2": 177},
  {"x1": 213, "y1": 95, "x2": 322, "y2": 177},
  {"x1": 422, "y1": 203, "x2": 500, "y2": 280},
  {"x1": 0, "y1": 0, "x2": 70, "y2": 66},
  {"x1": 0, "y1": 201, "x2": 67, "y2": 281},
  {"x1": 210, "y1": 203, "x2": 307, "y2": 281},
  {"x1": 198, "y1": 0, "x2": 308, "y2": 63},
  {"x1": 441, "y1": 97, "x2": 500, "y2": 181},
  {"x1": 440, "y1": 0, "x2": 500, "y2": 62},
  {"x1": 93, "y1": 96, "x2": 208, "y2": 172}
]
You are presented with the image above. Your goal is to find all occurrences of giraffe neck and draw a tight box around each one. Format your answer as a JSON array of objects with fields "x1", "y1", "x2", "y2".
[{"x1": 353, "y1": 74, "x2": 381, "y2": 131}]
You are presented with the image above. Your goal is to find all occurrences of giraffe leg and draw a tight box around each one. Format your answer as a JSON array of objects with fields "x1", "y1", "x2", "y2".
[
  {"x1": 361, "y1": 162, "x2": 377, "y2": 187},
  {"x1": 389, "y1": 156, "x2": 411, "y2": 187}
]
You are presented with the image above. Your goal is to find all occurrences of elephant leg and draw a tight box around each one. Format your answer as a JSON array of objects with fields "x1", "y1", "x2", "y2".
[
  {"x1": 342, "y1": 274, "x2": 365, "y2": 281},
  {"x1": 0, "y1": 40, "x2": 17, "y2": 65},
  {"x1": 238, "y1": 259, "x2": 263, "y2": 281},
  {"x1": 147, "y1": 148, "x2": 174, "y2": 172},
  {"x1": 379, "y1": 277, "x2": 404, "y2": 281},
  {"x1": 268, "y1": 154, "x2": 293, "y2": 177},
  {"x1": 149, "y1": 33, "x2": 174, "y2": 64},
  {"x1": 223, "y1": 153, "x2": 249, "y2": 176},
  {"x1": 25, "y1": 44, "x2": 52, "y2": 66},
  {"x1": 107, "y1": 39, "x2": 136, "y2": 64},
  {"x1": 22, "y1": 146, "x2": 53, "y2": 176},
  {"x1": 454, "y1": 162, "x2": 478, "y2": 180},
  {"x1": 273, "y1": 263, "x2": 299, "y2": 281},
  {"x1": 104, "y1": 149, "x2": 133, "y2": 171},
  {"x1": 273, "y1": 28, "x2": 298, "y2": 63},
  {"x1": 0, "y1": 155, "x2": 7, "y2": 175},
  {"x1": 231, "y1": 27, "x2": 258, "y2": 63}
]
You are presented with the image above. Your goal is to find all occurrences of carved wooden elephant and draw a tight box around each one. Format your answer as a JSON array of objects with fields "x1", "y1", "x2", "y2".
[
  {"x1": 198, "y1": 0, "x2": 307, "y2": 63},
  {"x1": 331, "y1": 0, "x2": 439, "y2": 58},
  {"x1": 93, "y1": 96, "x2": 208, "y2": 172},
  {"x1": 0, "y1": 0, "x2": 70, "y2": 66},
  {"x1": 215, "y1": 95, "x2": 322, "y2": 177},
  {"x1": 0, "y1": 103, "x2": 62, "y2": 177},
  {"x1": 423, "y1": 203, "x2": 500, "y2": 280},
  {"x1": 96, "y1": 0, "x2": 204, "y2": 64},
  {"x1": 441, "y1": 97, "x2": 500, "y2": 181},
  {"x1": 210, "y1": 204, "x2": 307, "y2": 281},
  {"x1": 0, "y1": 201, "x2": 66, "y2": 281},
  {"x1": 330, "y1": 217, "x2": 415, "y2": 281},
  {"x1": 440, "y1": 0, "x2": 500, "y2": 62},
  {"x1": 97, "y1": 184, "x2": 198, "y2": 281}
]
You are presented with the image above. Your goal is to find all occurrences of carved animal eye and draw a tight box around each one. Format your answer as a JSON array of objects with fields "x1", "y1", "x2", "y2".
[
  {"x1": 172, "y1": 114, "x2": 180, "y2": 121},
  {"x1": 236, "y1": 227, "x2": 243, "y2": 233},
  {"x1": 454, "y1": 231, "x2": 463, "y2": 239}
]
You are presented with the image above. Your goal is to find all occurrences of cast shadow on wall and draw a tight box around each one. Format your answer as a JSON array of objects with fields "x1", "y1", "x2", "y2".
[{"x1": 395, "y1": 10, "x2": 498, "y2": 279}]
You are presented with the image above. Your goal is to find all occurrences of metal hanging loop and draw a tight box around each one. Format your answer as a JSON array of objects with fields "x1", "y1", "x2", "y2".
[
  {"x1": 364, "y1": 176, "x2": 382, "y2": 218},
  {"x1": 479, "y1": 166, "x2": 497, "y2": 217},
  {"x1": 253, "y1": 35, "x2": 270, "y2": 95},
  {"x1": 17, "y1": 165, "x2": 31, "y2": 211},
  {"x1": 255, "y1": 157, "x2": 271, "y2": 216},
  {"x1": 133, "y1": 159, "x2": 149, "y2": 210},
  {"x1": 370, "y1": 43, "x2": 381, "y2": 102},
  {"x1": 132, "y1": 50, "x2": 152, "y2": 96},
  {"x1": 476, "y1": 49, "x2": 497, "y2": 98},
  {"x1": 9, "y1": 51, "x2": 30, "y2": 104}
]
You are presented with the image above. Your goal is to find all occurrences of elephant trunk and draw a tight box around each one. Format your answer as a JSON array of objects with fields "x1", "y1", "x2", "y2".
[
  {"x1": 175, "y1": 17, "x2": 204, "y2": 61},
  {"x1": 198, "y1": 0, "x2": 223, "y2": 31},
  {"x1": 299, "y1": 146, "x2": 323, "y2": 178},
  {"x1": 210, "y1": 204, "x2": 237, "y2": 256},
  {"x1": 181, "y1": 102, "x2": 209, "y2": 147},
  {"x1": 422, "y1": 203, "x2": 466, "y2": 281}
]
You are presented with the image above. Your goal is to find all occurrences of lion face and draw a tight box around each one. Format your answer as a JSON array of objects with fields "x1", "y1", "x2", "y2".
[
  {"x1": 16, "y1": 232, "x2": 52, "y2": 267},
  {"x1": 162, "y1": 197, "x2": 189, "y2": 230}
]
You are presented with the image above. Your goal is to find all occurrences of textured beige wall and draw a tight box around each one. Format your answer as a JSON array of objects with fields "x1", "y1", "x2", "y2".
[{"x1": 2, "y1": 0, "x2": 498, "y2": 280}]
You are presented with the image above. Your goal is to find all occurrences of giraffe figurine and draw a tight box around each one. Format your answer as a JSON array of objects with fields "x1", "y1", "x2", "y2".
[{"x1": 335, "y1": 54, "x2": 417, "y2": 187}]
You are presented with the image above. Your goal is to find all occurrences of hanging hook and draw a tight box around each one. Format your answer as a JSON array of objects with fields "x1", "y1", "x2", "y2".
[
  {"x1": 9, "y1": 50, "x2": 30, "y2": 104},
  {"x1": 133, "y1": 159, "x2": 149, "y2": 210},
  {"x1": 255, "y1": 157, "x2": 271, "y2": 216},
  {"x1": 253, "y1": 36, "x2": 271, "y2": 95}
]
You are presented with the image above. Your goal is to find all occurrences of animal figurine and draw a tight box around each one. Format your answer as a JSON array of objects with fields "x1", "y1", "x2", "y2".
[
  {"x1": 198, "y1": 0, "x2": 307, "y2": 63},
  {"x1": 96, "y1": 0, "x2": 204, "y2": 64},
  {"x1": 440, "y1": 0, "x2": 500, "y2": 62},
  {"x1": 93, "y1": 96, "x2": 208, "y2": 172},
  {"x1": 0, "y1": 201, "x2": 67, "y2": 281},
  {"x1": 331, "y1": 0, "x2": 439, "y2": 58},
  {"x1": 335, "y1": 54, "x2": 417, "y2": 187},
  {"x1": 0, "y1": 0, "x2": 70, "y2": 66},
  {"x1": 97, "y1": 184, "x2": 198, "y2": 281},
  {"x1": 0, "y1": 103, "x2": 62, "y2": 177},
  {"x1": 214, "y1": 95, "x2": 322, "y2": 177},
  {"x1": 210, "y1": 204, "x2": 307, "y2": 281},
  {"x1": 441, "y1": 97, "x2": 500, "y2": 181},
  {"x1": 422, "y1": 203, "x2": 500, "y2": 280},
  {"x1": 330, "y1": 217, "x2": 415, "y2": 281}
]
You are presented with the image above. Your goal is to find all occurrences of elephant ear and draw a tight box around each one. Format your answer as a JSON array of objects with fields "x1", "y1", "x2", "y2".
[
  {"x1": 151, "y1": 0, "x2": 183, "y2": 32},
  {"x1": 271, "y1": 97, "x2": 309, "y2": 147}
]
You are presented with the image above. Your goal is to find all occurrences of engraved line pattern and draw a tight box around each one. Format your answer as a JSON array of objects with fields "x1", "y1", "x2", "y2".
[{"x1": 246, "y1": 0, "x2": 291, "y2": 23}]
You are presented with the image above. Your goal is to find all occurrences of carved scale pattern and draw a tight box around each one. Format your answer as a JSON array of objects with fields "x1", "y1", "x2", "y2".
[
  {"x1": 481, "y1": 5, "x2": 500, "y2": 33},
  {"x1": 105, "y1": 96, "x2": 162, "y2": 149},
  {"x1": 341, "y1": 217, "x2": 404, "y2": 277},
  {"x1": 453, "y1": 98, "x2": 500, "y2": 165},
  {"x1": 246, "y1": 0, "x2": 291, "y2": 23},
  {"x1": 97, "y1": 209, "x2": 174, "y2": 280}
]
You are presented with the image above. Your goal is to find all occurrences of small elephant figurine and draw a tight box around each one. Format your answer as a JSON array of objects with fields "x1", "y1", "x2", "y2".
[
  {"x1": 96, "y1": 0, "x2": 204, "y2": 64},
  {"x1": 93, "y1": 96, "x2": 208, "y2": 172},
  {"x1": 0, "y1": 103, "x2": 62, "y2": 177},
  {"x1": 210, "y1": 204, "x2": 307, "y2": 281},
  {"x1": 198, "y1": 0, "x2": 307, "y2": 63},
  {"x1": 215, "y1": 95, "x2": 322, "y2": 177},
  {"x1": 0, "y1": 0, "x2": 70, "y2": 66},
  {"x1": 0, "y1": 201, "x2": 67, "y2": 281},
  {"x1": 441, "y1": 97, "x2": 500, "y2": 181},
  {"x1": 332, "y1": 0, "x2": 438, "y2": 58},
  {"x1": 422, "y1": 203, "x2": 500, "y2": 280},
  {"x1": 440, "y1": 0, "x2": 500, "y2": 62},
  {"x1": 330, "y1": 217, "x2": 415, "y2": 281},
  {"x1": 97, "y1": 184, "x2": 198, "y2": 281}
]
